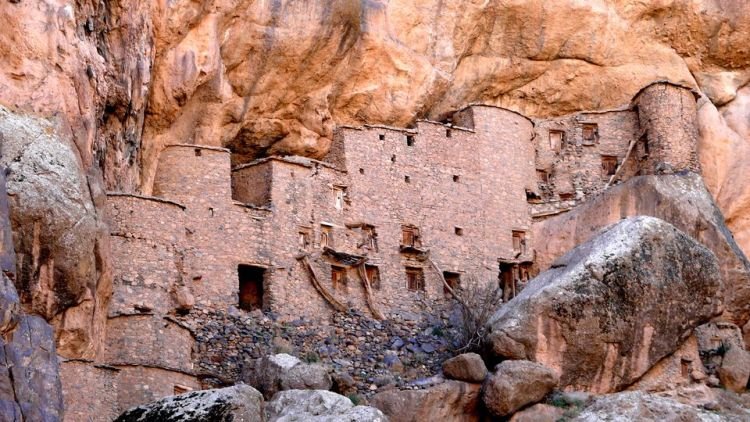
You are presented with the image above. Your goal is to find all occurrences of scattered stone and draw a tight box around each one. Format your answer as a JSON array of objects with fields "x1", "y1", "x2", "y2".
[
  {"x1": 114, "y1": 384, "x2": 263, "y2": 422},
  {"x1": 482, "y1": 360, "x2": 559, "y2": 417},
  {"x1": 718, "y1": 345, "x2": 750, "y2": 393},
  {"x1": 331, "y1": 371, "x2": 357, "y2": 397},
  {"x1": 441, "y1": 353, "x2": 488, "y2": 383},
  {"x1": 264, "y1": 390, "x2": 386, "y2": 421}
]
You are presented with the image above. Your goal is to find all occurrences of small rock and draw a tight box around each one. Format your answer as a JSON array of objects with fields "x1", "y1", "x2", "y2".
[{"x1": 441, "y1": 353, "x2": 488, "y2": 383}]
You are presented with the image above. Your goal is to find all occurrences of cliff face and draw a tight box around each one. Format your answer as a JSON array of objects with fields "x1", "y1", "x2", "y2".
[{"x1": 1, "y1": 0, "x2": 750, "y2": 355}]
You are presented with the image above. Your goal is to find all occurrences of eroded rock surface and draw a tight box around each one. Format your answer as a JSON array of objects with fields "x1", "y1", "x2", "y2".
[
  {"x1": 488, "y1": 217, "x2": 722, "y2": 393},
  {"x1": 573, "y1": 391, "x2": 735, "y2": 422}
]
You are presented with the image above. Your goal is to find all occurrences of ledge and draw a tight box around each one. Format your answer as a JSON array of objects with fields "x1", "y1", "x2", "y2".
[
  {"x1": 107, "y1": 192, "x2": 186, "y2": 210},
  {"x1": 163, "y1": 144, "x2": 231, "y2": 153}
]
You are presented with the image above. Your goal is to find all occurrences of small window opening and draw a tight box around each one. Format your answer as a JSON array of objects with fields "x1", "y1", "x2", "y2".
[
  {"x1": 537, "y1": 170, "x2": 549, "y2": 184},
  {"x1": 320, "y1": 225, "x2": 333, "y2": 248},
  {"x1": 404, "y1": 175, "x2": 411, "y2": 183},
  {"x1": 331, "y1": 266, "x2": 347, "y2": 290},
  {"x1": 238, "y1": 265, "x2": 265, "y2": 311},
  {"x1": 209, "y1": 207, "x2": 215, "y2": 217},
  {"x1": 391, "y1": 154, "x2": 397, "y2": 163},
  {"x1": 443, "y1": 272, "x2": 460, "y2": 297},
  {"x1": 512, "y1": 231, "x2": 527, "y2": 255},
  {"x1": 549, "y1": 130, "x2": 564, "y2": 152},
  {"x1": 453, "y1": 175, "x2": 460, "y2": 183},
  {"x1": 406, "y1": 267, "x2": 425, "y2": 291},
  {"x1": 194, "y1": 148, "x2": 202, "y2": 157},
  {"x1": 333, "y1": 186, "x2": 347, "y2": 210},
  {"x1": 601, "y1": 155, "x2": 618, "y2": 177},
  {"x1": 401, "y1": 225, "x2": 421, "y2": 248},
  {"x1": 361, "y1": 226, "x2": 378, "y2": 251},
  {"x1": 680, "y1": 359, "x2": 691, "y2": 378},
  {"x1": 174, "y1": 385, "x2": 192, "y2": 395},
  {"x1": 365, "y1": 265, "x2": 381, "y2": 290},
  {"x1": 454, "y1": 227, "x2": 464, "y2": 236},
  {"x1": 446, "y1": 129, "x2": 452, "y2": 138},
  {"x1": 359, "y1": 168, "x2": 365, "y2": 175},
  {"x1": 559, "y1": 192, "x2": 575, "y2": 201},
  {"x1": 379, "y1": 134, "x2": 385, "y2": 141},
  {"x1": 582, "y1": 123, "x2": 598, "y2": 145},
  {"x1": 406, "y1": 135, "x2": 415, "y2": 146},
  {"x1": 299, "y1": 229, "x2": 311, "y2": 250}
]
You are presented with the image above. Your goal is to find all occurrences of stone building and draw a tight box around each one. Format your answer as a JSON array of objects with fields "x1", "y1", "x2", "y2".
[{"x1": 59, "y1": 81, "x2": 701, "y2": 420}]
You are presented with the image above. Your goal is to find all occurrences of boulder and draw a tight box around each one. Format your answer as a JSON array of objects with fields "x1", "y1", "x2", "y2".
[
  {"x1": 482, "y1": 360, "x2": 559, "y2": 418},
  {"x1": 533, "y1": 173, "x2": 750, "y2": 330},
  {"x1": 241, "y1": 353, "x2": 332, "y2": 399},
  {"x1": 509, "y1": 403, "x2": 565, "y2": 422},
  {"x1": 371, "y1": 380, "x2": 481, "y2": 422},
  {"x1": 718, "y1": 345, "x2": 750, "y2": 393},
  {"x1": 573, "y1": 391, "x2": 725, "y2": 421},
  {"x1": 489, "y1": 217, "x2": 722, "y2": 393},
  {"x1": 441, "y1": 353, "x2": 488, "y2": 383},
  {"x1": 265, "y1": 390, "x2": 387, "y2": 421},
  {"x1": 114, "y1": 384, "x2": 263, "y2": 422}
]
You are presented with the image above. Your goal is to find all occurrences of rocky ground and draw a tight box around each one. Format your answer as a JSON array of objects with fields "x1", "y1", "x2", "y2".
[{"x1": 176, "y1": 304, "x2": 462, "y2": 397}]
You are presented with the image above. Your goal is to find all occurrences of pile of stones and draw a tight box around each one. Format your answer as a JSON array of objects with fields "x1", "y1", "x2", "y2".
[{"x1": 176, "y1": 305, "x2": 462, "y2": 396}]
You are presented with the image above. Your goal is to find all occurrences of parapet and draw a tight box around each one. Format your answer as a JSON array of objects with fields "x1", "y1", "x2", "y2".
[
  {"x1": 153, "y1": 145, "x2": 232, "y2": 204},
  {"x1": 105, "y1": 193, "x2": 186, "y2": 245}
]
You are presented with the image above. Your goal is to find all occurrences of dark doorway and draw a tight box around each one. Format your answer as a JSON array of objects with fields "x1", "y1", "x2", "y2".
[
  {"x1": 499, "y1": 263, "x2": 515, "y2": 302},
  {"x1": 239, "y1": 265, "x2": 265, "y2": 311},
  {"x1": 443, "y1": 272, "x2": 461, "y2": 297}
]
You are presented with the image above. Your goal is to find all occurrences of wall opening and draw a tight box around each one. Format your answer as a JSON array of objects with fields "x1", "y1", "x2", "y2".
[
  {"x1": 446, "y1": 129, "x2": 452, "y2": 138},
  {"x1": 454, "y1": 227, "x2": 464, "y2": 236},
  {"x1": 404, "y1": 175, "x2": 411, "y2": 183},
  {"x1": 601, "y1": 155, "x2": 618, "y2": 177},
  {"x1": 331, "y1": 266, "x2": 347, "y2": 290},
  {"x1": 512, "y1": 230, "x2": 527, "y2": 255},
  {"x1": 406, "y1": 135, "x2": 415, "y2": 146},
  {"x1": 401, "y1": 225, "x2": 421, "y2": 248},
  {"x1": 366, "y1": 265, "x2": 381, "y2": 290},
  {"x1": 379, "y1": 134, "x2": 385, "y2": 141},
  {"x1": 320, "y1": 225, "x2": 333, "y2": 248},
  {"x1": 359, "y1": 168, "x2": 365, "y2": 175},
  {"x1": 406, "y1": 267, "x2": 425, "y2": 291},
  {"x1": 582, "y1": 123, "x2": 599, "y2": 145},
  {"x1": 680, "y1": 358, "x2": 691, "y2": 378},
  {"x1": 443, "y1": 271, "x2": 460, "y2": 297},
  {"x1": 194, "y1": 148, "x2": 202, "y2": 157},
  {"x1": 238, "y1": 265, "x2": 265, "y2": 311},
  {"x1": 453, "y1": 175, "x2": 460, "y2": 183},
  {"x1": 549, "y1": 130, "x2": 564, "y2": 152},
  {"x1": 298, "y1": 228, "x2": 311, "y2": 250},
  {"x1": 333, "y1": 186, "x2": 347, "y2": 210},
  {"x1": 391, "y1": 154, "x2": 397, "y2": 163},
  {"x1": 536, "y1": 169, "x2": 549, "y2": 184}
]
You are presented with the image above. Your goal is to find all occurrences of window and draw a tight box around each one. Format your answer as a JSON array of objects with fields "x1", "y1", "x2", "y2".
[
  {"x1": 401, "y1": 225, "x2": 421, "y2": 248},
  {"x1": 406, "y1": 135, "x2": 415, "y2": 146},
  {"x1": 391, "y1": 154, "x2": 397, "y2": 163},
  {"x1": 537, "y1": 170, "x2": 549, "y2": 184},
  {"x1": 601, "y1": 155, "x2": 618, "y2": 177},
  {"x1": 379, "y1": 134, "x2": 385, "y2": 141},
  {"x1": 362, "y1": 226, "x2": 378, "y2": 251},
  {"x1": 406, "y1": 267, "x2": 425, "y2": 291},
  {"x1": 582, "y1": 124, "x2": 598, "y2": 145},
  {"x1": 194, "y1": 148, "x2": 202, "y2": 157},
  {"x1": 298, "y1": 229, "x2": 311, "y2": 250},
  {"x1": 320, "y1": 225, "x2": 332, "y2": 248},
  {"x1": 404, "y1": 175, "x2": 411, "y2": 183},
  {"x1": 443, "y1": 272, "x2": 460, "y2": 297},
  {"x1": 359, "y1": 168, "x2": 365, "y2": 174},
  {"x1": 681, "y1": 359, "x2": 691, "y2": 378},
  {"x1": 333, "y1": 186, "x2": 347, "y2": 210},
  {"x1": 174, "y1": 385, "x2": 192, "y2": 395},
  {"x1": 453, "y1": 175, "x2": 460, "y2": 183},
  {"x1": 446, "y1": 129, "x2": 452, "y2": 138},
  {"x1": 366, "y1": 265, "x2": 381, "y2": 290},
  {"x1": 512, "y1": 231, "x2": 527, "y2": 255},
  {"x1": 549, "y1": 130, "x2": 564, "y2": 152},
  {"x1": 331, "y1": 266, "x2": 347, "y2": 290},
  {"x1": 238, "y1": 265, "x2": 265, "y2": 311},
  {"x1": 454, "y1": 227, "x2": 464, "y2": 236}
]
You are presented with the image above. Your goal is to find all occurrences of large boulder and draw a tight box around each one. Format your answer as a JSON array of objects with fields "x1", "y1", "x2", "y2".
[
  {"x1": 533, "y1": 173, "x2": 750, "y2": 330},
  {"x1": 114, "y1": 384, "x2": 264, "y2": 422},
  {"x1": 481, "y1": 360, "x2": 559, "y2": 417},
  {"x1": 441, "y1": 353, "x2": 488, "y2": 383},
  {"x1": 573, "y1": 391, "x2": 727, "y2": 421},
  {"x1": 718, "y1": 345, "x2": 750, "y2": 393},
  {"x1": 0, "y1": 169, "x2": 64, "y2": 422},
  {"x1": 509, "y1": 403, "x2": 565, "y2": 422},
  {"x1": 371, "y1": 380, "x2": 481, "y2": 422},
  {"x1": 265, "y1": 390, "x2": 387, "y2": 421},
  {"x1": 241, "y1": 353, "x2": 333, "y2": 400},
  {"x1": 488, "y1": 217, "x2": 722, "y2": 393}
]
